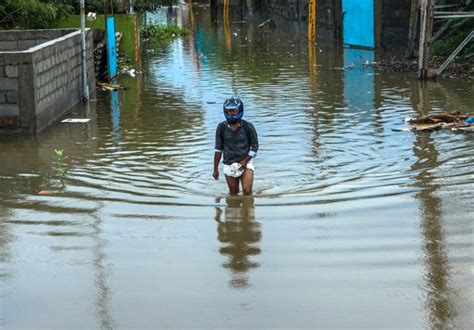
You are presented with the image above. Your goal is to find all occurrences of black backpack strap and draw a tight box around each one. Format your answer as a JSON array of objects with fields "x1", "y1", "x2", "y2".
[
  {"x1": 219, "y1": 121, "x2": 226, "y2": 140},
  {"x1": 241, "y1": 120, "x2": 252, "y2": 143}
]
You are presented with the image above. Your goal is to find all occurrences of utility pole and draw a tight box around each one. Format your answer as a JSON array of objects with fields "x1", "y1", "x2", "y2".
[
  {"x1": 80, "y1": 0, "x2": 89, "y2": 100},
  {"x1": 418, "y1": 0, "x2": 435, "y2": 79}
]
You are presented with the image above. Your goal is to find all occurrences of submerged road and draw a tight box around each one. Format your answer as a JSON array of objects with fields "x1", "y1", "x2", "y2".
[{"x1": 1, "y1": 5, "x2": 473, "y2": 329}]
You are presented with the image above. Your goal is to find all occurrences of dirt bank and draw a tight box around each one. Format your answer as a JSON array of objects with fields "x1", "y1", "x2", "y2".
[{"x1": 376, "y1": 56, "x2": 473, "y2": 79}]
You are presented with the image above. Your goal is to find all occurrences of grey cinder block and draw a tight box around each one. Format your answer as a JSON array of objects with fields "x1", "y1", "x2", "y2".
[
  {"x1": 6, "y1": 91, "x2": 18, "y2": 104},
  {"x1": 0, "y1": 78, "x2": 18, "y2": 90},
  {"x1": 18, "y1": 40, "x2": 35, "y2": 50},
  {"x1": 5, "y1": 66, "x2": 18, "y2": 78},
  {"x1": 0, "y1": 104, "x2": 20, "y2": 116}
]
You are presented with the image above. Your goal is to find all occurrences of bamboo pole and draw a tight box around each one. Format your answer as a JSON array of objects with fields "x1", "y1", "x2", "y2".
[
  {"x1": 418, "y1": 0, "x2": 435, "y2": 79},
  {"x1": 308, "y1": 0, "x2": 316, "y2": 41}
]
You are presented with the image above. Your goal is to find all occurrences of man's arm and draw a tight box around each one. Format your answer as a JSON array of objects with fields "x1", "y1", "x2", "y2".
[
  {"x1": 213, "y1": 151, "x2": 221, "y2": 180},
  {"x1": 240, "y1": 122, "x2": 259, "y2": 168},
  {"x1": 214, "y1": 123, "x2": 223, "y2": 180}
]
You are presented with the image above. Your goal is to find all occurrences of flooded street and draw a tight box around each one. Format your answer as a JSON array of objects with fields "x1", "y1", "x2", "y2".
[{"x1": 1, "y1": 6, "x2": 473, "y2": 329}]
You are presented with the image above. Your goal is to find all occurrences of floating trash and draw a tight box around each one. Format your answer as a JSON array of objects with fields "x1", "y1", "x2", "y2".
[
  {"x1": 61, "y1": 118, "x2": 91, "y2": 124},
  {"x1": 37, "y1": 190, "x2": 59, "y2": 196},
  {"x1": 394, "y1": 111, "x2": 474, "y2": 133}
]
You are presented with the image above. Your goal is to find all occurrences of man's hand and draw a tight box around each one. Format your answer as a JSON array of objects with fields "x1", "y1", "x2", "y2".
[
  {"x1": 239, "y1": 158, "x2": 250, "y2": 169},
  {"x1": 213, "y1": 169, "x2": 219, "y2": 180}
]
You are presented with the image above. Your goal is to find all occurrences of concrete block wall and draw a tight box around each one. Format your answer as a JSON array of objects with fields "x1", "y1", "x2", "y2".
[
  {"x1": 381, "y1": 0, "x2": 411, "y2": 48},
  {"x1": 264, "y1": 0, "x2": 300, "y2": 20},
  {"x1": 0, "y1": 29, "x2": 70, "y2": 51},
  {"x1": 0, "y1": 60, "x2": 20, "y2": 118},
  {"x1": 247, "y1": 0, "x2": 308, "y2": 21},
  {"x1": 32, "y1": 31, "x2": 95, "y2": 132},
  {"x1": 0, "y1": 29, "x2": 95, "y2": 134},
  {"x1": 229, "y1": 0, "x2": 411, "y2": 48}
]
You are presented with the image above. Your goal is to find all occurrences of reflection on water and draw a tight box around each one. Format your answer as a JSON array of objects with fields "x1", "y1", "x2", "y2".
[
  {"x1": 215, "y1": 196, "x2": 261, "y2": 289},
  {"x1": 411, "y1": 83, "x2": 457, "y2": 329},
  {"x1": 1, "y1": 4, "x2": 473, "y2": 329},
  {"x1": 412, "y1": 132, "x2": 455, "y2": 328},
  {"x1": 91, "y1": 209, "x2": 114, "y2": 330},
  {"x1": 110, "y1": 90, "x2": 121, "y2": 146}
]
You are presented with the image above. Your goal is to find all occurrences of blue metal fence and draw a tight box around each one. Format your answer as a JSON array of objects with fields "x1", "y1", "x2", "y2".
[
  {"x1": 342, "y1": 0, "x2": 375, "y2": 48},
  {"x1": 106, "y1": 16, "x2": 118, "y2": 79}
]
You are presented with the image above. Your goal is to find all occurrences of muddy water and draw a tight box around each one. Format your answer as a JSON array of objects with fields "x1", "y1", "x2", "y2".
[{"x1": 1, "y1": 6, "x2": 473, "y2": 329}]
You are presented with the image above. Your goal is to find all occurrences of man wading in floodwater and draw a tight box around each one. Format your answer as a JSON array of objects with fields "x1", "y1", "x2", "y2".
[{"x1": 213, "y1": 97, "x2": 259, "y2": 195}]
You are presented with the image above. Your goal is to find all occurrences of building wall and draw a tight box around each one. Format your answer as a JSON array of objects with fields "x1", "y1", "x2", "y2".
[
  {"x1": 0, "y1": 29, "x2": 95, "y2": 134},
  {"x1": 251, "y1": 0, "x2": 333, "y2": 23},
  {"x1": 263, "y1": 0, "x2": 301, "y2": 20},
  {"x1": 381, "y1": 0, "x2": 411, "y2": 48},
  {"x1": 0, "y1": 29, "x2": 69, "y2": 51},
  {"x1": 0, "y1": 52, "x2": 30, "y2": 130},
  {"x1": 215, "y1": 0, "x2": 411, "y2": 48}
]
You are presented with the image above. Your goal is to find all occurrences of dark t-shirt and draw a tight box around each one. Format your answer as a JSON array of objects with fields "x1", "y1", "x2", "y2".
[{"x1": 215, "y1": 120, "x2": 259, "y2": 165}]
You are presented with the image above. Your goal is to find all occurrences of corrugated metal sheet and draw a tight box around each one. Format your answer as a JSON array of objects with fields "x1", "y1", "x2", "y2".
[{"x1": 342, "y1": 0, "x2": 375, "y2": 48}]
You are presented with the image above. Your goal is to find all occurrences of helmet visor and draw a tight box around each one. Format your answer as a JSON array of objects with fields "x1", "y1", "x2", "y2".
[{"x1": 225, "y1": 108, "x2": 239, "y2": 114}]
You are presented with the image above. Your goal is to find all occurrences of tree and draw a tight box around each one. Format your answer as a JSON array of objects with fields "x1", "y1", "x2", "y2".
[
  {"x1": 134, "y1": 0, "x2": 177, "y2": 12},
  {"x1": 0, "y1": 0, "x2": 73, "y2": 29}
]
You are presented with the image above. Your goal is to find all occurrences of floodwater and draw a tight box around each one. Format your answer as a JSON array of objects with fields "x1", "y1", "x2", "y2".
[{"x1": 1, "y1": 6, "x2": 473, "y2": 329}]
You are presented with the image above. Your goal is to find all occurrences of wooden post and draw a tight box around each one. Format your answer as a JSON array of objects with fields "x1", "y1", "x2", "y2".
[
  {"x1": 406, "y1": 0, "x2": 419, "y2": 58},
  {"x1": 308, "y1": 0, "x2": 316, "y2": 41},
  {"x1": 375, "y1": 0, "x2": 382, "y2": 49},
  {"x1": 333, "y1": 0, "x2": 342, "y2": 40},
  {"x1": 223, "y1": 0, "x2": 231, "y2": 50},
  {"x1": 418, "y1": 0, "x2": 435, "y2": 79}
]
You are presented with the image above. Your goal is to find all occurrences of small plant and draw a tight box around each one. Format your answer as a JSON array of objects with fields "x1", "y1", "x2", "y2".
[
  {"x1": 54, "y1": 148, "x2": 68, "y2": 179},
  {"x1": 37, "y1": 148, "x2": 69, "y2": 193},
  {"x1": 54, "y1": 148, "x2": 64, "y2": 161}
]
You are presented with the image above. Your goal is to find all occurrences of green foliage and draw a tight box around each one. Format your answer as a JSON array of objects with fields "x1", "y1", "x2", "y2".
[
  {"x1": 134, "y1": 0, "x2": 177, "y2": 13},
  {"x1": 0, "y1": 0, "x2": 73, "y2": 29},
  {"x1": 54, "y1": 148, "x2": 64, "y2": 160},
  {"x1": 60, "y1": 0, "x2": 177, "y2": 14},
  {"x1": 142, "y1": 23, "x2": 190, "y2": 46},
  {"x1": 59, "y1": 14, "x2": 138, "y2": 64},
  {"x1": 432, "y1": 3, "x2": 474, "y2": 58},
  {"x1": 53, "y1": 148, "x2": 68, "y2": 179},
  {"x1": 82, "y1": 0, "x2": 125, "y2": 14}
]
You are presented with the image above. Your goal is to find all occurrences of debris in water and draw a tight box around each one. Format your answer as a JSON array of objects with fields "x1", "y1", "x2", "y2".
[
  {"x1": 38, "y1": 190, "x2": 58, "y2": 196},
  {"x1": 97, "y1": 82, "x2": 125, "y2": 91},
  {"x1": 61, "y1": 118, "x2": 91, "y2": 123},
  {"x1": 395, "y1": 111, "x2": 474, "y2": 132},
  {"x1": 391, "y1": 127, "x2": 411, "y2": 132},
  {"x1": 406, "y1": 111, "x2": 470, "y2": 124},
  {"x1": 127, "y1": 69, "x2": 136, "y2": 78},
  {"x1": 258, "y1": 19, "x2": 276, "y2": 29}
]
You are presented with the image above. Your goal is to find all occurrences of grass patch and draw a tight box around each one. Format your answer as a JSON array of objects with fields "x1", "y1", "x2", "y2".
[
  {"x1": 58, "y1": 14, "x2": 138, "y2": 63},
  {"x1": 142, "y1": 24, "x2": 190, "y2": 47}
]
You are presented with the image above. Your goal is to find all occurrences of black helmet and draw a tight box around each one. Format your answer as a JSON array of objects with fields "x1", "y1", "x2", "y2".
[{"x1": 223, "y1": 97, "x2": 244, "y2": 122}]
